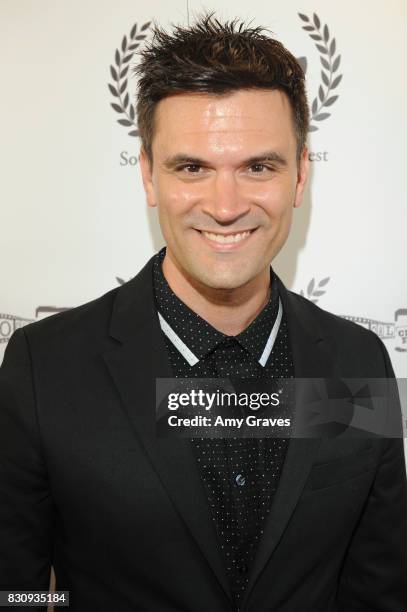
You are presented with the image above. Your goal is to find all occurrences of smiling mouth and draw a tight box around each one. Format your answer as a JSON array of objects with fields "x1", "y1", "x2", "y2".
[{"x1": 197, "y1": 229, "x2": 256, "y2": 244}]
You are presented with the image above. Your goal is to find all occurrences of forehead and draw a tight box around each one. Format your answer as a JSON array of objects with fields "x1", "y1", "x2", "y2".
[{"x1": 152, "y1": 89, "x2": 297, "y2": 158}]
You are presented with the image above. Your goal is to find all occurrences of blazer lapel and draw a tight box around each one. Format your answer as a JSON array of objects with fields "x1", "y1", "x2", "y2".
[
  {"x1": 240, "y1": 274, "x2": 338, "y2": 610},
  {"x1": 101, "y1": 255, "x2": 233, "y2": 605}
]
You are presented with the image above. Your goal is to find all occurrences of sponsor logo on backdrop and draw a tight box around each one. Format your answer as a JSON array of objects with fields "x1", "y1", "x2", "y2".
[
  {"x1": 297, "y1": 11, "x2": 342, "y2": 164},
  {"x1": 297, "y1": 12, "x2": 342, "y2": 133},
  {"x1": 109, "y1": 21, "x2": 151, "y2": 142},
  {"x1": 1, "y1": 278, "x2": 405, "y2": 353},
  {"x1": 110, "y1": 13, "x2": 342, "y2": 166}
]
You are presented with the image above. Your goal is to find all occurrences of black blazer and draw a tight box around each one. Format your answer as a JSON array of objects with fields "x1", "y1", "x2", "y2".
[{"x1": 1, "y1": 254, "x2": 406, "y2": 612}]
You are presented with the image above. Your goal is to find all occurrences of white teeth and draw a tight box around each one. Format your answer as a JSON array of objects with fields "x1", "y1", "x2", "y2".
[{"x1": 202, "y1": 230, "x2": 252, "y2": 244}]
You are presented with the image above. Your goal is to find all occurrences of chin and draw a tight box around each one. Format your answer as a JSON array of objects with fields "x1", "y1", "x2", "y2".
[{"x1": 191, "y1": 266, "x2": 255, "y2": 291}]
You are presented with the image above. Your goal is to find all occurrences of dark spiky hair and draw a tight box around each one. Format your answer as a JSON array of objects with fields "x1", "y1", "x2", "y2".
[{"x1": 134, "y1": 12, "x2": 309, "y2": 165}]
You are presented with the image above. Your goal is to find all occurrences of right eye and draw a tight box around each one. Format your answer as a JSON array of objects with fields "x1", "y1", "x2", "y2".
[{"x1": 176, "y1": 164, "x2": 203, "y2": 173}]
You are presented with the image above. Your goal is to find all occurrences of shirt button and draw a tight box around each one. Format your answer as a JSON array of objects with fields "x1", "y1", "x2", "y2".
[
  {"x1": 238, "y1": 563, "x2": 249, "y2": 574},
  {"x1": 235, "y1": 473, "x2": 246, "y2": 486}
]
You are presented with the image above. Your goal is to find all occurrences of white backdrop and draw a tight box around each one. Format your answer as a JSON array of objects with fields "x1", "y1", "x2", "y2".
[{"x1": 1, "y1": 1, "x2": 406, "y2": 457}]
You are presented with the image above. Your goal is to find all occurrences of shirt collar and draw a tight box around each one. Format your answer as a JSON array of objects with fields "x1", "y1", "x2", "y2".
[{"x1": 152, "y1": 246, "x2": 281, "y2": 365}]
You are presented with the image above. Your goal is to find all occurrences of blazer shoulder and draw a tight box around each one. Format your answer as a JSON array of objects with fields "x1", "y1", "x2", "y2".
[
  {"x1": 287, "y1": 288, "x2": 378, "y2": 339},
  {"x1": 17, "y1": 254, "x2": 156, "y2": 350},
  {"x1": 17, "y1": 284, "x2": 122, "y2": 350},
  {"x1": 285, "y1": 288, "x2": 390, "y2": 370},
  {"x1": 285, "y1": 288, "x2": 396, "y2": 379}
]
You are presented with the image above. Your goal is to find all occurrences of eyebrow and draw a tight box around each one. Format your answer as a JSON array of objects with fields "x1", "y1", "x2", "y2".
[{"x1": 162, "y1": 150, "x2": 288, "y2": 169}]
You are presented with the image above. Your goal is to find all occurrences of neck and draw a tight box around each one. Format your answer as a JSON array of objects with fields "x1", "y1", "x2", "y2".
[{"x1": 161, "y1": 251, "x2": 272, "y2": 336}]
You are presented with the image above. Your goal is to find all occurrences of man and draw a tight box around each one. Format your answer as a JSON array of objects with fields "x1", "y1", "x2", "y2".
[{"x1": 1, "y1": 12, "x2": 406, "y2": 612}]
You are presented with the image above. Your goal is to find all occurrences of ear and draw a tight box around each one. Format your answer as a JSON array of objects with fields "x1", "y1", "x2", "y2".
[
  {"x1": 139, "y1": 146, "x2": 156, "y2": 208},
  {"x1": 293, "y1": 146, "x2": 310, "y2": 208}
]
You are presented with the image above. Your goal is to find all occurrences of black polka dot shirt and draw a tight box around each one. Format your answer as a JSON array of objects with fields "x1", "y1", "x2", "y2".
[{"x1": 153, "y1": 247, "x2": 294, "y2": 609}]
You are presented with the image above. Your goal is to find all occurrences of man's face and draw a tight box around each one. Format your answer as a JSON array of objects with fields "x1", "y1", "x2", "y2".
[{"x1": 139, "y1": 88, "x2": 309, "y2": 290}]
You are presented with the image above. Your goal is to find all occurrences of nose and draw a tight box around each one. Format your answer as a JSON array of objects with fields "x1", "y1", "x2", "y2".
[{"x1": 201, "y1": 170, "x2": 251, "y2": 224}]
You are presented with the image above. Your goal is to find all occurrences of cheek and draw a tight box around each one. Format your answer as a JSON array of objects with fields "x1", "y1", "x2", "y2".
[
  {"x1": 250, "y1": 180, "x2": 296, "y2": 219},
  {"x1": 155, "y1": 175, "x2": 200, "y2": 215}
]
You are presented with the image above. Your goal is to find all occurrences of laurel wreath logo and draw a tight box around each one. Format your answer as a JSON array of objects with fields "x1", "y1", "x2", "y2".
[
  {"x1": 109, "y1": 21, "x2": 151, "y2": 138},
  {"x1": 300, "y1": 277, "x2": 330, "y2": 303},
  {"x1": 298, "y1": 12, "x2": 343, "y2": 132}
]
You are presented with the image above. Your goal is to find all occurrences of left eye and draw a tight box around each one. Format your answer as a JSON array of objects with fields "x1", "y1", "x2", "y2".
[{"x1": 179, "y1": 164, "x2": 202, "y2": 173}]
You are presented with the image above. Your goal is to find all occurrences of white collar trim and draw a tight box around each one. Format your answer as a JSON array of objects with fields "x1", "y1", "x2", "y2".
[{"x1": 157, "y1": 297, "x2": 283, "y2": 368}]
